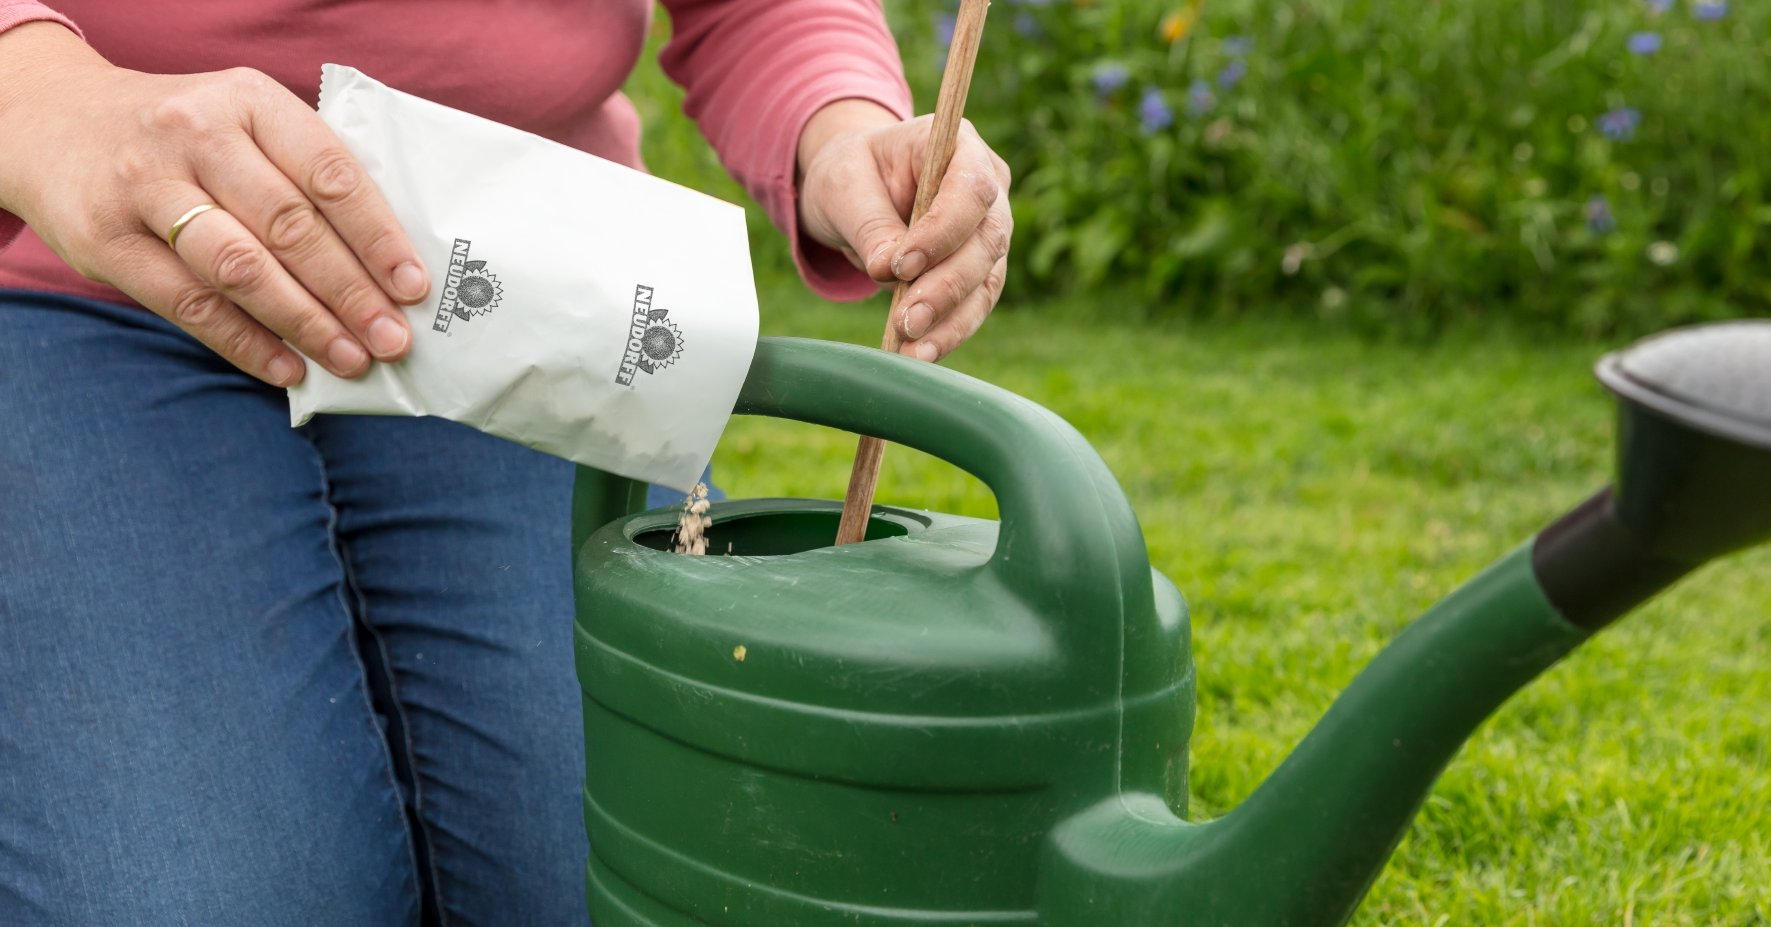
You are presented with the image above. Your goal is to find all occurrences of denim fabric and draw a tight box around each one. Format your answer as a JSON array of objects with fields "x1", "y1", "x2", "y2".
[{"x1": 0, "y1": 290, "x2": 598, "y2": 926}]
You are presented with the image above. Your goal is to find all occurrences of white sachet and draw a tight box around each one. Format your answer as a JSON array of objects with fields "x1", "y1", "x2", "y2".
[{"x1": 289, "y1": 65, "x2": 759, "y2": 492}]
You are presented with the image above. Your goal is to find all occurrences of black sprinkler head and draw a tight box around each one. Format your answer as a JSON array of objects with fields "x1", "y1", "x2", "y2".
[
  {"x1": 1597, "y1": 320, "x2": 1771, "y2": 564},
  {"x1": 1534, "y1": 321, "x2": 1770, "y2": 629}
]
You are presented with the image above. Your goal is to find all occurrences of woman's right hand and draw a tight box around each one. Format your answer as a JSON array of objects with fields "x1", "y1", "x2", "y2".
[{"x1": 0, "y1": 22, "x2": 428, "y2": 387}]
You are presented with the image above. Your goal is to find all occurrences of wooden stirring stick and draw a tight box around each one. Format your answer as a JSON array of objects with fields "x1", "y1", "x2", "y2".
[{"x1": 835, "y1": 0, "x2": 991, "y2": 546}]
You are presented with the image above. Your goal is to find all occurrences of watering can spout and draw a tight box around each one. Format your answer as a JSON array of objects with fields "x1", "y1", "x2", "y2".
[
  {"x1": 1043, "y1": 544, "x2": 1587, "y2": 926},
  {"x1": 1042, "y1": 321, "x2": 1771, "y2": 927}
]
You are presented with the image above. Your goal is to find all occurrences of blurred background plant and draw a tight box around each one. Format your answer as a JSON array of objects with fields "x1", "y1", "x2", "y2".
[
  {"x1": 907, "y1": 0, "x2": 1768, "y2": 336},
  {"x1": 633, "y1": 0, "x2": 1770, "y2": 337}
]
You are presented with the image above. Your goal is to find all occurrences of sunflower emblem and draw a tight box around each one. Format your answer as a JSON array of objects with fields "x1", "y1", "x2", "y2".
[
  {"x1": 450, "y1": 260, "x2": 503, "y2": 321},
  {"x1": 636, "y1": 307, "x2": 684, "y2": 374}
]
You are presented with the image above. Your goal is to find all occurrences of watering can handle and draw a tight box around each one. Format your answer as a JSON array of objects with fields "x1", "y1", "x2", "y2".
[{"x1": 735, "y1": 337, "x2": 1154, "y2": 665}]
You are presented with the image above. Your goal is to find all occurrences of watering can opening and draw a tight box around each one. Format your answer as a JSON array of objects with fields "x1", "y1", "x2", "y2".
[{"x1": 627, "y1": 499, "x2": 930, "y2": 557}]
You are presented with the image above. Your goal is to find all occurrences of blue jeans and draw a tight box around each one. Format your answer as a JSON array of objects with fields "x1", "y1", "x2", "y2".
[{"x1": 0, "y1": 290, "x2": 599, "y2": 925}]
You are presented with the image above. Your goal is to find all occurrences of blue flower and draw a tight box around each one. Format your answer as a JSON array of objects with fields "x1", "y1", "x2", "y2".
[
  {"x1": 1140, "y1": 88, "x2": 1175, "y2": 133},
  {"x1": 1014, "y1": 11, "x2": 1041, "y2": 37},
  {"x1": 1695, "y1": 1, "x2": 1727, "y2": 20},
  {"x1": 935, "y1": 13, "x2": 956, "y2": 46},
  {"x1": 1586, "y1": 195, "x2": 1617, "y2": 234},
  {"x1": 1092, "y1": 61, "x2": 1130, "y2": 96},
  {"x1": 1627, "y1": 31, "x2": 1662, "y2": 54},
  {"x1": 1218, "y1": 58, "x2": 1248, "y2": 89},
  {"x1": 1223, "y1": 36, "x2": 1254, "y2": 57},
  {"x1": 1598, "y1": 106, "x2": 1641, "y2": 141},
  {"x1": 1646, "y1": 0, "x2": 1674, "y2": 12},
  {"x1": 1186, "y1": 79, "x2": 1215, "y2": 118}
]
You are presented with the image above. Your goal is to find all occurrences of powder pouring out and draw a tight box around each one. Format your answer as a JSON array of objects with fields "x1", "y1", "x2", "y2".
[{"x1": 672, "y1": 483, "x2": 712, "y2": 555}]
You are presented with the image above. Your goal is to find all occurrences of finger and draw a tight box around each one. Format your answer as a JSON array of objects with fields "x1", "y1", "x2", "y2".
[
  {"x1": 197, "y1": 137, "x2": 411, "y2": 361},
  {"x1": 900, "y1": 255, "x2": 1005, "y2": 363},
  {"x1": 816, "y1": 148, "x2": 912, "y2": 284},
  {"x1": 108, "y1": 232, "x2": 307, "y2": 387},
  {"x1": 893, "y1": 199, "x2": 1012, "y2": 343},
  {"x1": 989, "y1": 149, "x2": 1013, "y2": 189},
  {"x1": 149, "y1": 185, "x2": 370, "y2": 378},
  {"x1": 240, "y1": 75, "x2": 430, "y2": 305},
  {"x1": 892, "y1": 122, "x2": 1003, "y2": 282}
]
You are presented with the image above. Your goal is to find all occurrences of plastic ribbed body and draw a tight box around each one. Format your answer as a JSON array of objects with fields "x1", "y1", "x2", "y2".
[{"x1": 575, "y1": 499, "x2": 1190, "y2": 925}]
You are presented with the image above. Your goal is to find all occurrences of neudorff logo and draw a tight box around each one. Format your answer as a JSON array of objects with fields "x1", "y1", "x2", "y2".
[
  {"x1": 614, "y1": 285, "x2": 685, "y2": 386},
  {"x1": 432, "y1": 238, "x2": 503, "y2": 333}
]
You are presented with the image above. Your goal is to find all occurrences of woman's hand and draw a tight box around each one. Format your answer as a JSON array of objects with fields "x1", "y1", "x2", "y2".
[
  {"x1": 0, "y1": 22, "x2": 428, "y2": 387},
  {"x1": 797, "y1": 99, "x2": 1012, "y2": 362}
]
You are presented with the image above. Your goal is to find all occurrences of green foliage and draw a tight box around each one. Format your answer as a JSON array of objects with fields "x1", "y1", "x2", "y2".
[
  {"x1": 883, "y1": 0, "x2": 1769, "y2": 335},
  {"x1": 714, "y1": 288, "x2": 1771, "y2": 924}
]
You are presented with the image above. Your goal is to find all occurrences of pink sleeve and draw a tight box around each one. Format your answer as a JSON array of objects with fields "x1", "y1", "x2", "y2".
[
  {"x1": 658, "y1": 0, "x2": 913, "y2": 302},
  {"x1": 0, "y1": 1, "x2": 81, "y2": 254}
]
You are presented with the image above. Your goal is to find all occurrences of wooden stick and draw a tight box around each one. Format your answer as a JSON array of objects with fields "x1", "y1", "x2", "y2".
[{"x1": 834, "y1": 0, "x2": 991, "y2": 546}]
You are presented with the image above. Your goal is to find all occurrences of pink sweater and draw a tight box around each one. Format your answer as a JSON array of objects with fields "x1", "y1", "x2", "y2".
[{"x1": 0, "y1": 0, "x2": 911, "y2": 304}]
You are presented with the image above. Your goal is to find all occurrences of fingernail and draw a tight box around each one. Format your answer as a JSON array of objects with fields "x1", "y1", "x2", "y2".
[
  {"x1": 367, "y1": 316, "x2": 410, "y2": 357},
  {"x1": 900, "y1": 302, "x2": 934, "y2": 340},
  {"x1": 327, "y1": 337, "x2": 369, "y2": 375},
  {"x1": 893, "y1": 250, "x2": 928, "y2": 280},
  {"x1": 392, "y1": 261, "x2": 429, "y2": 303},
  {"x1": 868, "y1": 241, "x2": 895, "y2": 268},
  {"x1": 268, "y1": 353, "x2": 303, "y2": 387},
  {"x1": 914, "y1": 341, "x2": 939, "y2": 362}
]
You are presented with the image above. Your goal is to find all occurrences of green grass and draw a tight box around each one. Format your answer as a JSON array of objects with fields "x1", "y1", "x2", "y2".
[{"x1": 710, "y1": 287, "x2": 1770, "y2": 925}]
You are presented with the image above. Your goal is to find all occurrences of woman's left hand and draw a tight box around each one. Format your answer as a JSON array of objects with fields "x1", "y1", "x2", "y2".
[{"x1": 797, "y1": 100, "x2": 1013, "y2": 362}]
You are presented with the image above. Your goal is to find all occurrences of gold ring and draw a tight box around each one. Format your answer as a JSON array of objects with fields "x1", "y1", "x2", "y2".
[{"x1": 166, "y1": 203, "x2": 221, "y2": 251}]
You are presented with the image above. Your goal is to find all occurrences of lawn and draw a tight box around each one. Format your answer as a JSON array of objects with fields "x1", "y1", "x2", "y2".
[{"x1": 711, "y1": 284, "x2": 1770, "y2": 925}]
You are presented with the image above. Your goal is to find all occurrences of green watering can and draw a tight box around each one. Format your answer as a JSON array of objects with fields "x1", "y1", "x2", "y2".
[{"x1": 570, "y1": 321, "x2": 1771, "y2": 926}]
